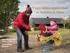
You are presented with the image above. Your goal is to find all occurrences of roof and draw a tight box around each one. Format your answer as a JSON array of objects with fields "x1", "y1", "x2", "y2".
[{"x1": 31, "y1": 18, "x2": 63, "y2": 24}]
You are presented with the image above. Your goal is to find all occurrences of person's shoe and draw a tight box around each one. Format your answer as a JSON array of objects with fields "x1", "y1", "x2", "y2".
[
  {"x1": 17, "y1": 49, "x2": 24, "y2": 52},
  {"x1": 25, "y1": 47, "x2": 32, "y2": 50}
]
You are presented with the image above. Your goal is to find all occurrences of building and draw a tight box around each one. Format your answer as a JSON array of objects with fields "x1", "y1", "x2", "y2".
[{"x1": 30, "y1": 18, "x2": 63, "y2": 28}]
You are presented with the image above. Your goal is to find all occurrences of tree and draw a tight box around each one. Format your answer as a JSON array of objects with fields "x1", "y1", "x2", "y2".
[
  {"x1": 0, "y1": 0, "x2": 19, "y2": 32},
  {"x1": 65, "y1": 16, "x2": 70, "y2": 29}
]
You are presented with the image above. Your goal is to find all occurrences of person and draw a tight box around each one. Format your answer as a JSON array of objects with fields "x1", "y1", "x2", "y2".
[
  {"x1": 42, "y1": 20, "x2": 60, "y2": 52},
  {"x1": 45, "y1": 20, "x2": 59, "y2": 44},
  {"x1": 13, "y1": 5, "x2": 33, "y2": 52},
  {"x1": 36, "y1": 23, "x2": 47, "y2": 42}
]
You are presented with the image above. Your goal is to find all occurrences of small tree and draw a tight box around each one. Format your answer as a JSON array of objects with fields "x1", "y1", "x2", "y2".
[{"x1": 65, "y1": 16, "x2": 70, "y2": 29}]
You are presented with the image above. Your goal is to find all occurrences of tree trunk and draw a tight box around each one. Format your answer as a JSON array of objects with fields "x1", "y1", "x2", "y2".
[{"x1": 4, "y1": 18, "x2": 9, "y2": 32}]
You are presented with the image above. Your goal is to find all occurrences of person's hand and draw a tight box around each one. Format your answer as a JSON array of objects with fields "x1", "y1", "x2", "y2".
[
  {"x1": 45, "y1": 26, "x2": 47, "y2": 28},
  {"x1": 31, "y1": 27, "x2": 34, "y2": 31},
  {"x1": 43, "y1": 31, "x2": 46, "y2": 33},
  {"x1": 45, "y1": 26, "x2": 48, "y2": 32},
  {"x1": 31, "y1": 27, "x2": 34, "y2": 35},
  {"x1": 26, "y1": 26, "x2": 31, "y2": 31},
  {"x1": 29, "y1": 25, "x2": 34, "y2": 31},
  {"x1": 53, "y1": 35, "x2": 59, "y2": 39}
]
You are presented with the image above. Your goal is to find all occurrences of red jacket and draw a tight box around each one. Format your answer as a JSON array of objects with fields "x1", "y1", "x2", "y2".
[
  {"x1": 13, "y1": 12, "x2": 31, "y2": 31},
  {"x1": 39, "y1": 24, "x2": 46, "y2": 36}
]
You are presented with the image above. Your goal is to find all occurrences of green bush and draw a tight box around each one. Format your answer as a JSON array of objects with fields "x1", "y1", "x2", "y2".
[
  {"x1": 65, "y1": 23, "x2": 70, "y2": 29},
  {"x1": 34, "y1": 27, "x2": 39, "y2": 30}
]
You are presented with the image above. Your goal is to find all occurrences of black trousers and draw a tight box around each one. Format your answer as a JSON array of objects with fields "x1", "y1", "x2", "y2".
[{"x1": 44, "y1": 32, "x2": 53, "y2": 37}]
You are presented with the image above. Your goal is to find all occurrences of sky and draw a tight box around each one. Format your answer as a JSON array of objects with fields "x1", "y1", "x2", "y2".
[{"x1": 18, "y1": 0, "x2": 70, "y2": 18}]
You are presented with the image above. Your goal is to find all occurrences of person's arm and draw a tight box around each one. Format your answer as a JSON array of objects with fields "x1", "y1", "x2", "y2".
[{"x1": 48, "y1": 25, "x2": 58, "y2": 30}]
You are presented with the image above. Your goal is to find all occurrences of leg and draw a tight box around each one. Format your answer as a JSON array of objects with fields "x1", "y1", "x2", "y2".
[
  {"x1": 20, "y1": 28, "x2": 29, "y2": 49},
  {"x1": 23, "y1": 31, "x2": 29, "y2": 49},
  {"x1": 23, "y1": 31, "x2": 32, "y2": 50},
  {"x1": 16, "y1": 28, "x2": 22, "y2": 49}
]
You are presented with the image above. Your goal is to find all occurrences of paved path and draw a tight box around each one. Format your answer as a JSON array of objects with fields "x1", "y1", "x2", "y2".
[{"x1": 0, "y1": 34, "x2": 70, "y2": 53}]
